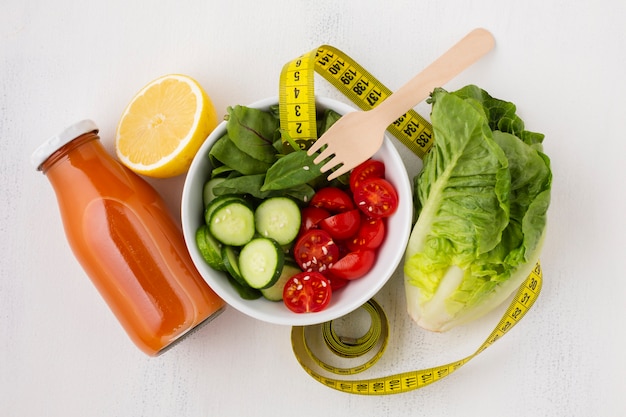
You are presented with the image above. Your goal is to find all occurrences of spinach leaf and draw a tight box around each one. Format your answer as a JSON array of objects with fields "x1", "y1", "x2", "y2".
[
  {"x1": 261, "y1": 150, "x2": 323, "y2": 191},
  {"x1": 272, "y1": 137, "x2": 284, "y2": 153},
  {"x1": 213, "y1": 174, "x2": 274, "y2": 199},
  {"x1": 317, "y1": 108, "x2": 342, "y2": 137},
  {"x1": 211, "y1": 164, "x2": 235, "y2": 178},
  {"x1": 226, "y1": 105, "x2": 279, "y2": 163},
  {"x1": 282, "y1": 184, "x2": 316, "y2": 204},
  {"x1": 209, "y1": 133, "x2": 272, "y2": 175},
  {"x1": 268, "y1": 104, "x2": 280, "y2": 120},
  {"x1": 211, "y1": 172, "x2": 315, "y2": 204}
]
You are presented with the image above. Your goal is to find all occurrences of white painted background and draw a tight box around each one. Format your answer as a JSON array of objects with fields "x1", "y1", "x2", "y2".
[{"x1": 2, "y1": 1, "x2": 624, "y2": 416}]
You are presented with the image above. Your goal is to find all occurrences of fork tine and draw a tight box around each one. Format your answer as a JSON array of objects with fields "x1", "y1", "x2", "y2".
[
  {"x1": 307, "y1": 137, "x2": 326, "y2": 155},
  {"x1": 320, "y1": 157, "x2": 341, "y2": 172},
  {"x1": 319, "y1": 155, "x2": 342, "y2": 173},
  {"x1": 327, "y1": 153, "x2": 373, "y2": 180},
  {"x1": 325, "y1": 162, "x2": 351, "y2": 181},
  {"x1": 312, "y1": 145, "x2": 336, "y2": 165}
]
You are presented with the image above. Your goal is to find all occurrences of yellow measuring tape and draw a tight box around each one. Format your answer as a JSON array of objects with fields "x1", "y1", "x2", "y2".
[
  {"x1": 279, "y1": 45, "x2": 433, "y2": 158},
  {"x1": 291, "y1": 264, "x2": 542, "y2": 394},
  {"x1": 279, "y1": 45, "x2": 544, "y2": 394}
]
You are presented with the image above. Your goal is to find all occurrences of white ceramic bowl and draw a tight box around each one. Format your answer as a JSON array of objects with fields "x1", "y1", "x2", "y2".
[{"x1": 181, "y1": 96, "x2": 413, "y2": 326}]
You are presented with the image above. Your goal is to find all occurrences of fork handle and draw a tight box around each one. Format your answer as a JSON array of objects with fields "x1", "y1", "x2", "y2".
[{"x1": 372, "y1": 28, "x2": 495, "y2": 126}]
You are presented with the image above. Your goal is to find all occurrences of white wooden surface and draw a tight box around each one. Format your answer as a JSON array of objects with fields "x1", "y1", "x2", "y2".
[{"x1": 2, "y1": 1, "x2": 625, "y2": 416}]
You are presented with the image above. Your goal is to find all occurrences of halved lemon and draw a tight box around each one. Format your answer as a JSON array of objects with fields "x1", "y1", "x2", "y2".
[{"x1": 115, "y1": 74, "x2": 218, "y2": 178}]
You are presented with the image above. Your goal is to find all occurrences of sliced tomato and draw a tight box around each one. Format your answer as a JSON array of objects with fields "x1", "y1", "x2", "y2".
[
  {"x1": 349, "y1": 159, "x2": 385, "y2": 193},
  {"x1": 329, "y1": 249, "x2": 376, "y2": 280},
  {"x1": 310, "y1": 187, "x2": 354, "y2": 213},
  {"x1": 283, "y1": 272, "x2": 332, "y2": 313},
  {"x1": 300, "y1": 206, "x2": 330, "y2": 233},
  {"x1": 327, "y1": 276, "x2": 349, "y2": 291},
  {"x1": 320, "y1": 209, "x2": 361, "y2": 240},
  {"x1": 293, "y1": 229, "x2": 339, "y2": 274},
  {"x1": 353, "y1": 178, "x2": 399, "y2": 218},
  {"x1": 346, "y1": 217, "x2": 386, "y2": 251}
]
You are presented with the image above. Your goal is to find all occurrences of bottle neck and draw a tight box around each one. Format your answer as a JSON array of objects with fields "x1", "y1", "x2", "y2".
[{"x1": 40, "y1": 132, "x2": 101, "y2": 175}]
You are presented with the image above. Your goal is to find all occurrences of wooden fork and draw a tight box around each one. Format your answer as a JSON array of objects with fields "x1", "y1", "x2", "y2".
[{"x1": 308, "y1": 28, "x2": 495, "y2": 180}]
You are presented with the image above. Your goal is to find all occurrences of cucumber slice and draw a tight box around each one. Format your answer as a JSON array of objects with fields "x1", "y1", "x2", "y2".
[
  {"x1": 195, "y1": 225, "x2": 225, "y2": 271},
  {"x1": 239, "y1": 238, "x2": 285, "y2": 289},
  {"x1": 208, "y1": 201, "x2": 255, "y2": 246},
  {"x1": 203, "y1": 177, "x2": 226, "y2": 207},
  {"x1": 254, "y1": 197, "x2": 301, "y2": 245},
  {"x1": 261, "y1": 263, "x2": 302, "y2": 301},
  {"x1": 204, "y1": 194, "x2": 247, "y2": 226},
  {"x1": 221, "y1": 245, "x2": 245, "y2": 286}
]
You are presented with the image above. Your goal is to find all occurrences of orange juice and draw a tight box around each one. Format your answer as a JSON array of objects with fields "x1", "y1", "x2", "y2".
[{"x1": 32, "y1": 120, "x2": 224, "y2": 355}]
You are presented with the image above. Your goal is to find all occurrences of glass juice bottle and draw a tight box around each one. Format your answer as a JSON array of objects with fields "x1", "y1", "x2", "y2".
[{"x1": 31, "y1": 120, "x2": 225, "y2": 356}]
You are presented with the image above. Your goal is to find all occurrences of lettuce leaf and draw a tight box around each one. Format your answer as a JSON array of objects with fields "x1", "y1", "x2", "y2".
[{"x1": 403, "y1": 85, "x2": 552, "y2": 332}]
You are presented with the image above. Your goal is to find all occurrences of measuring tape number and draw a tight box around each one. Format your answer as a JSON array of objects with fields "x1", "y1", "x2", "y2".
[
  {"x1": 279, "y1": 45, "x2": 433, "y2": 158},
  {"x1": 279, "y1": 45, "x2": 544, "y2": 395}
]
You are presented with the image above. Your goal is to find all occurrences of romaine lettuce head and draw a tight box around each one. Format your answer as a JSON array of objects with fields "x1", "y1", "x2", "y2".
[{"x1": 404, "y1": 85, "x2": 552, "y2": 332}]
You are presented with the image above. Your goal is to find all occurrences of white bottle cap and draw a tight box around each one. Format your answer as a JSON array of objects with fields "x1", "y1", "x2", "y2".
[{"x1": 31, "y1": 119, "x2": 99, "y2": 171}]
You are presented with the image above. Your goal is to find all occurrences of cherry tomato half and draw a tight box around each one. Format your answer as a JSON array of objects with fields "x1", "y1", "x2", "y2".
[
  {"x1": 327, "y1": 276, "x2": 349, "y2": 291},
  {"x1": 293, "y1": 229, "x2": 340, "y2": 274},
  {"x1": 300, "y1": 206, "x2": 330, "y2": 233},
  {"x1": 283, "y1": 272, "x2": 332, "y2": 313},
  {"x1": 349, "y1": 159, "x2": 385, "y2": 193},
  {"x1": 320, "y1": 209, "x2": 361, "y2": 240},
  {"x1": 329, "y1": 249, "x2": 376, "y2": 280},
  {"x1": 310, "y1": 187, "x2": 354, "y2": 213},
  {"x1": 353, "y1": 178, "x2": 399, "y2": 218},
  {"x1": 346, "y1": 216, "x2": 386, "y2": 251}
]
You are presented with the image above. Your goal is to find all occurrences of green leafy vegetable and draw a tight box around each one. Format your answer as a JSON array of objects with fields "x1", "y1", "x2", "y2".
[
  {"x1": 209, "y1": 133, "x2": 273, "y2": 175},
  {"x1": 282, "y1": 183, "x2": 316, "y2": 203},
  {"x1": 213, "y1": 174, "x2": 272, "y2": 199},
  {"x1": 403, "y1": 85, "x2": 552, "y2": 332},
  {"x1": 211, "y1": 164, "x2": 235, "y2": 178},
  {"x1": 208, "y1": 105, "x2": 347, "y2": 196},
  {"x1": 261, "y1": 150, "x2": 323, "y2": 191},
  {"x1": 317, "y1": 109, "x2": 343, "y2": 138},
  {"x1": 226, "y1": 105, "x2": 279, "y2": 163},
  {"x1": 211, "y1": 173, "x2": 315, "y2": 203}
]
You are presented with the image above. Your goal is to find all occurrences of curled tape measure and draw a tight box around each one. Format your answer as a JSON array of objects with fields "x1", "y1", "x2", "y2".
[
  {"x1": 279, "y1": 45, "x2": 544, "y2": 394},
  {"x1": 291, "y1": 264, "x2": 542, "y2": 395}
]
